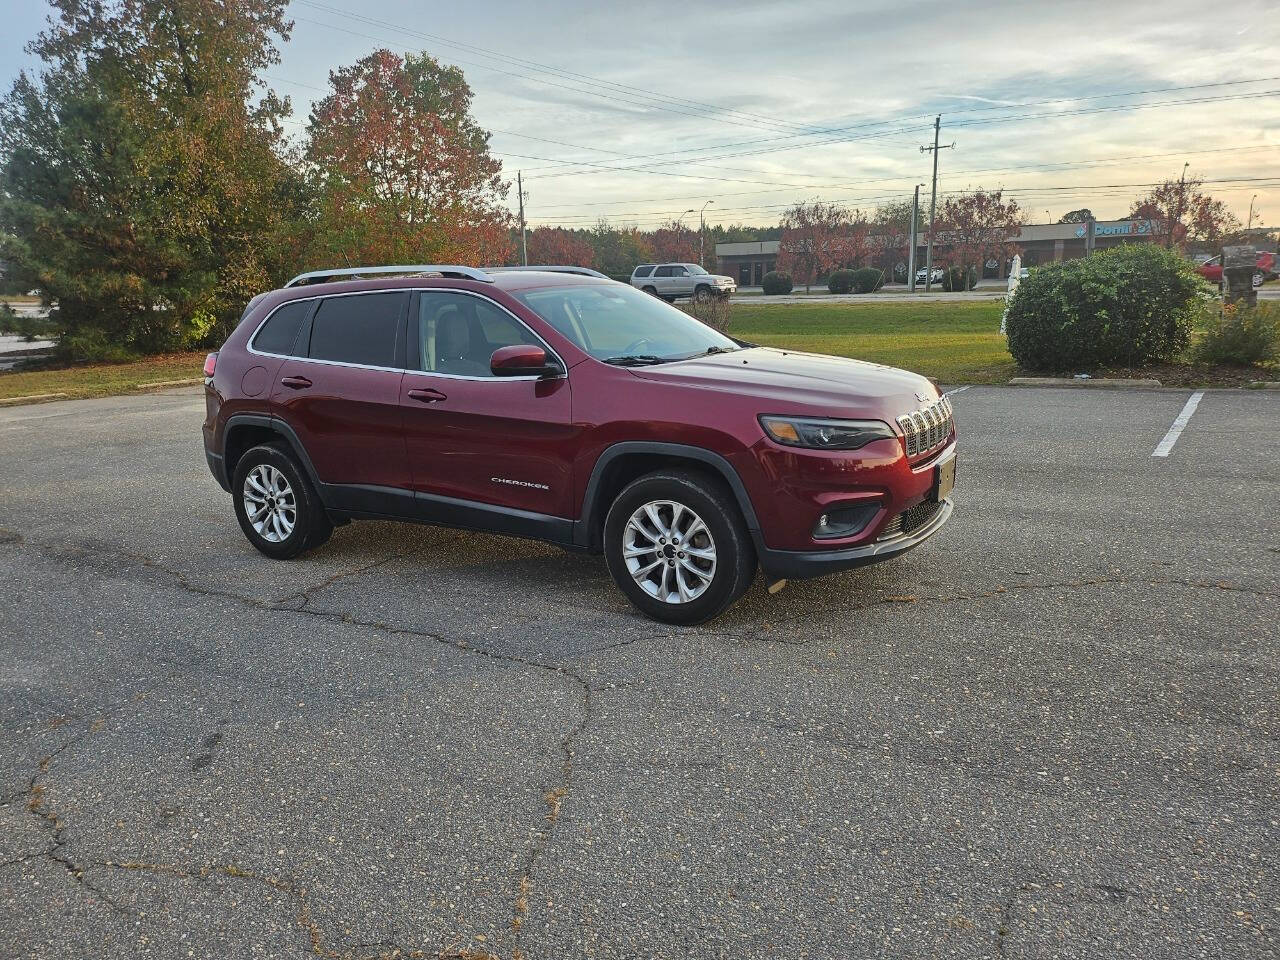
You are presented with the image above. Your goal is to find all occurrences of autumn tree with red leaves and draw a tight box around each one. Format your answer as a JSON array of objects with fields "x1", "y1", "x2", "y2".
[
  {"x1": 650, "y1": 219, "x2": 698, "y2": 264},
  {"x1": 937, "y1": 189, "x2": 1024, "y2": 288},
  {"x1": 1129, "y1": 176, "x2": 1239, "y2": 250},
  {"x1": 304, "y1": 50, "x2": 512, "y2": 267},
  {"x1": 778, "y1": 201, "x2": 863, "y2": 292},
  {"x1": 526, "y1": 227, "x2": 595, "y2": 267}
]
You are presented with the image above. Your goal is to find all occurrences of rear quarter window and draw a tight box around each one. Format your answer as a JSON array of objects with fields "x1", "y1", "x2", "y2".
[
  {"x1": 307, "y1": 292, "x2": 406, "y2": 368},
  {"x1": 632, "y1": 265, "x2": 654, "y2": 278},
  {"x1": 251, "y1": 300, "x2": 310, "y2": 355}
]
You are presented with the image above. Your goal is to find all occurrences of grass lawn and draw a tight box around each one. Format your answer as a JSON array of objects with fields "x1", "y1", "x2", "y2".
[
  {"x1": 729, "y1": 300, "x2": 1017, "y2": 384},
  {"x1": 0, "y1": 351, "x2": 206, "y2": 402}
]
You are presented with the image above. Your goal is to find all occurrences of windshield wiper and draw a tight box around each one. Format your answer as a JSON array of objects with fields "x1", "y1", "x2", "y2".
[
  {"x1": 602, "y1": 354, "x2": 671, "y2": 366},
  {"x1": 677, "y1": 345, "x2": 741, "y2": 360}
]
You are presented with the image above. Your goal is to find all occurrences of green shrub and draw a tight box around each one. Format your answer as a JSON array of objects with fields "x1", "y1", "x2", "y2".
[
  {"x1": 827, "y1": 269, "x2": 856, "y2": 294},
  {"x1": 851, "y1": 267, "x2": 886, "y2": 293},
  {"x1": 1004, "y1": 245, "x2": 1206, "y2": 372},
  {"x1": 941, "y1": 265, "x2": 978, "y2": 292},
  {"x1": 1193, "y1": 300, "x2": 1279, "y2": 366},
  {"x1": 762, "y1": 271, "x2": 793, "y2": 295}
]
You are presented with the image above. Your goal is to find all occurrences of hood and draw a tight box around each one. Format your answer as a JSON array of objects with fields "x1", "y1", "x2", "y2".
[{"x1": 627, "y1": 347, "x2": 938, "y2": 420}]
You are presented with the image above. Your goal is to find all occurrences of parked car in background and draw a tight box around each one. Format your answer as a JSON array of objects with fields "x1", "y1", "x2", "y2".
[
  {"x1": 203, "y1": 264, "x2": 956, "y2": 625},
  {"x1": 914, "y1": 266, "x2": 944, "y2": 284},
  {"x1": 631, "y1": 263, "x2": 736, "y2": 302},
  {"x1": 1195, "y1": 252, "x2": 1275, "y2": 287}
]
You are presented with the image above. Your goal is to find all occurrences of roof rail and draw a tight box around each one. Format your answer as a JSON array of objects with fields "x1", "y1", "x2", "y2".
[
  {"x1": 284, "y1": 264, "x2": 495, "y2": 287},
  {"x1": 484, "y1": 265, "x2": 610, "y2": 279}
]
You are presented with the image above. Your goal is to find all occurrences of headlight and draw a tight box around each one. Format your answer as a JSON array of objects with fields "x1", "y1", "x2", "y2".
[{"x1": 759, "y1": 415, "x2": 895, "y2": 450}]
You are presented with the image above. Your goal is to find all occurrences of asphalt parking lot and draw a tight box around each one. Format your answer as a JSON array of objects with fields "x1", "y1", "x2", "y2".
[{"x1": 1, "y1": 384, "x2": 1277, "y2": 959}]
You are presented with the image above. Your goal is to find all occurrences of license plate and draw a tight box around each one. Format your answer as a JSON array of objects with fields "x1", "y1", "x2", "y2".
[{"x1": 933, "y1": 456, "x2": 956, "y2": 502}]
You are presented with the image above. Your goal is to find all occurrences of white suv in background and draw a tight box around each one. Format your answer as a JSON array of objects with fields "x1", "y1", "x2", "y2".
[{"x1": 631, "y1": 263, "x2": 736, "y2": 302}]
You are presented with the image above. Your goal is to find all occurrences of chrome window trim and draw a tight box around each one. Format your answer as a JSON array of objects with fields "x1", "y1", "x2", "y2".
[{"x1": 245, "y1": 287, "x2": 566, "y2": 382}]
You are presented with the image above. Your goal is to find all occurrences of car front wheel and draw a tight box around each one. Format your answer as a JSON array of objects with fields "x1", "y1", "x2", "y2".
[
  {"x1": 694, "y1": 285, "x2": 713, "y2": 303},
  {"x1": 604, "y1": 469, "x2": 756, "y2": 625}
]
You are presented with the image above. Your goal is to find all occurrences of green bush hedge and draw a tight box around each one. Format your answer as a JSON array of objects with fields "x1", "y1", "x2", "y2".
[
  {"x1": 1005, "y1": 245, "x2": 1205, "y2": 372},
  {"x1": 827, "y1": 269, "x2": 856, "y2": 294},
  {"x1": 851, "y1": 267, "x2": 886, "y2": 293},
  {"x1": 1193, "y1": 300, "x2": 1279, "y2": 366},
  {"x1": 762, "y1": 271, "x2": 793, "y2": 295},
  {"x1": 941, "y1": 265, "x2": 978, "y2": 292}
]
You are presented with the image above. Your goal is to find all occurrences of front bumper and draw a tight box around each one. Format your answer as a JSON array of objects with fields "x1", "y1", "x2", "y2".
[{"x1": 759, "y1": 497, "x2": 953, "y2": 580}]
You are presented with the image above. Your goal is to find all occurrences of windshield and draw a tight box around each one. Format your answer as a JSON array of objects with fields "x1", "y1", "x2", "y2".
[
  {"x1": 515, "y1": 284, "x2": 738, "y2": 362},
  {"x1": 686, "y1": 264, "x2": 709, "y2": 275}
]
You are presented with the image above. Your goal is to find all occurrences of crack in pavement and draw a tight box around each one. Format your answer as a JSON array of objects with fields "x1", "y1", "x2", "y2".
[
  {"x1": 741, "y1": 574, "x2": 1280, "y2": 642},
  {"x1": 1, "y1": 530, "x2": 595, "y2": 960}
]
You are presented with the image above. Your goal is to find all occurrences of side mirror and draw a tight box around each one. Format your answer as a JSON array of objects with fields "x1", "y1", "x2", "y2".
[{"x1": 490, "y1": 344, "x2": 561, "y2": 378}]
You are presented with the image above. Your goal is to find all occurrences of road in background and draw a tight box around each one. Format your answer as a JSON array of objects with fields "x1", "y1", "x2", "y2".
[{"x1": 0, "y1": 386, "x2": 1277, "y2": 959}]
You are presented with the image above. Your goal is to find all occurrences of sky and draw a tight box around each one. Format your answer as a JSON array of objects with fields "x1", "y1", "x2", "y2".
[{"x1": 2, "y1": 0, "x2": 1278, "y2": 231}]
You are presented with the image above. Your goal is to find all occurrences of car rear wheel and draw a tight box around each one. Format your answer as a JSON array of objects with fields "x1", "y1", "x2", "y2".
[
  {"x1": 232, "y1": 442, "x2": 332, "y2": 559},
  {"x1": 604, "y1": 469, "x2": 756, "y2": 625},
  {"x1": 642, "y1": 285, "x2": 658, "y2": 296}
]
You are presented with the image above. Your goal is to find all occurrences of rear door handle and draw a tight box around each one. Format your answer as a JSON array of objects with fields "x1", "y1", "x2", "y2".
[
  {"x1": 407, "y1": 388, "x2": 447, "y2": 403},
  {"x1": 280, "y1": 376, "x2": 312, "y2": 389}
]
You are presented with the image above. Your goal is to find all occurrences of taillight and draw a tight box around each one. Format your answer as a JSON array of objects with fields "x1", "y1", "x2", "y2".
[{"x1": 203, "y1": 352, "x2": 217, "y2": 378}]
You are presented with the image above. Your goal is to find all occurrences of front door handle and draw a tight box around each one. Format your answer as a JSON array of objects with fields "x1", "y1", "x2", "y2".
[
  {"x1": 407, "y1": 388, "x2": 447, "y2": 403},
  {"x1": 280, "y1": 376, "x2": 312, "y2": 390}
]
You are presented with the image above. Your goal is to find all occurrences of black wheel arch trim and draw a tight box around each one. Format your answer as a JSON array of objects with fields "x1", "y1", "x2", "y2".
[
  {"x1": 219, "y1": 413, "x2": 328, "y2": 504},
  {"x1": 574, "y1": 441, "x2": 762, "y2": 550}
]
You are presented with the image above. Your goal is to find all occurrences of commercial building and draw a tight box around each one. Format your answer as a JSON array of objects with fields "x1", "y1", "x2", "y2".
[{"x1": 715, "y1": 218, "x2": 1163, "y2": 283}]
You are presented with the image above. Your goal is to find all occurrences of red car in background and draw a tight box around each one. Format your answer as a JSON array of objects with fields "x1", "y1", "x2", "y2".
[{"x1": 1195, "y1": 251, "x2": 1276, "y2": 287}]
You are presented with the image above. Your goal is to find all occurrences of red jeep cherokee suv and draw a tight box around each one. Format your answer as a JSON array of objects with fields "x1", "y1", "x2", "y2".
[{"x1": 202, "y1": 265, "x2": 956, "y2": 624}]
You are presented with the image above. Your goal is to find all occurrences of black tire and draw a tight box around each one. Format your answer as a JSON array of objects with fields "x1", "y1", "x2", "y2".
[
  {"x1": 604, "y1": 469, "x2": 756, "y2": 625},
  {"x1": 694, "y1": 284, "x2": 713, "y2": 303},
  {"x1": 642, "y1": 285, "x2": 658, "y2": 297},
  {"x1": 232, "y1": 442, "x2": 333, "y2": 559}
]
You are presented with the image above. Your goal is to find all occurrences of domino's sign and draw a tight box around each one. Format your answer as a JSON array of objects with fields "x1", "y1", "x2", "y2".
[{"x1": 1074, "y1": 220, "x2": 1155, "y2": 238}]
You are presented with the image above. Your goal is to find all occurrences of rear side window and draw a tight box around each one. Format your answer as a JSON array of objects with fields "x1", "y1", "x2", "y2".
[
  {"x1": 251, "y1": 300, "x2": 310, "y2": 355},
  {"x1": 633, "y1": 265, "x2": 654, "y2": 278},
  {"x1": 308, "y1": 293, "x2": 406, "y2": 368},
  {"x1": 655, "y1": 265, "x2": 674, "y2": 277}
]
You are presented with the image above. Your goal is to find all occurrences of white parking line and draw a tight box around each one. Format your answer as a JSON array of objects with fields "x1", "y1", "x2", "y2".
[
  {"x1": 944, "y1": 386, "x2": 971, "y2": 397},
  {"x1": 1152, "y1": 391, "x2": 1203, "y2": 458}
]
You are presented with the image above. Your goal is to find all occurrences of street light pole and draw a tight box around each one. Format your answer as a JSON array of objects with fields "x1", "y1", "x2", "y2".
[
  {"x1": 700, "y1": 200, "x2": 714, "y2": 268},
  {"x1": 1168, "y1": 161, "x2": 1189, "y2": 249},
  {"x1": 908, "y1": 184, "x2": 923, "y2": 293}
]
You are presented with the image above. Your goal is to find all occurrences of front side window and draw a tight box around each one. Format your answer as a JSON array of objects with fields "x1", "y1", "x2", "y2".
[
  {"x1": 671, "y1": 266, "x2": 689, "y2": 277},
  {"x1": 515, "y1": 284, "x2": 737, "y2": 363},
  {"x1": 252, "y1": 300, "x2": 311, "y2": 355},
  {"x1": 308, "y1": 292, "x2": 405, "y2": 367},
  {"x1": 417, "y1": 292, "x2": 543, "y2": 378}
]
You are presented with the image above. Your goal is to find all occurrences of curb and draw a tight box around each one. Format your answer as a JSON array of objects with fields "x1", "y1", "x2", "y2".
[
  {"x1": 1246, "y1": 381, "x2": 1280, "y2": 390},
  {"x1": 1008, "y1": 377, "x2": 1162, "y2": 389},
  {"x1": 0, "y1": 392, "x2": 68, "y2": 407},
  {"x1": 133, "y1": 378, "x2": 203, "y2": 391}
]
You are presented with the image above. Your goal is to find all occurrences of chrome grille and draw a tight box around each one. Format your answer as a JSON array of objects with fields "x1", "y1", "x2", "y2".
[{"x1": 896, "y1": 395, "x2": 954, "y2": 458}]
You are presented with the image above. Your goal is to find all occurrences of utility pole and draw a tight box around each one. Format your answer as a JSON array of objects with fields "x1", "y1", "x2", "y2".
[
  {"x1": 920, "y1": 115, "x2": 954, "y2": 292},
  {"x1": 908, "y1": 184, "x2": 922, "y2": 293},
  {"x1": 517, "y1": 170, "x2": 528, "y2": 266}
]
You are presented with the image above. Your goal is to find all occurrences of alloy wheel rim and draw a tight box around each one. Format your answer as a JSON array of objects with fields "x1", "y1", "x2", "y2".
[
  {"x1": 242, "y1": 464, "x2": 296, "y2": 543},
  {"x1": 623, "y1": 499, "x2": 716, "y2": 604}
]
